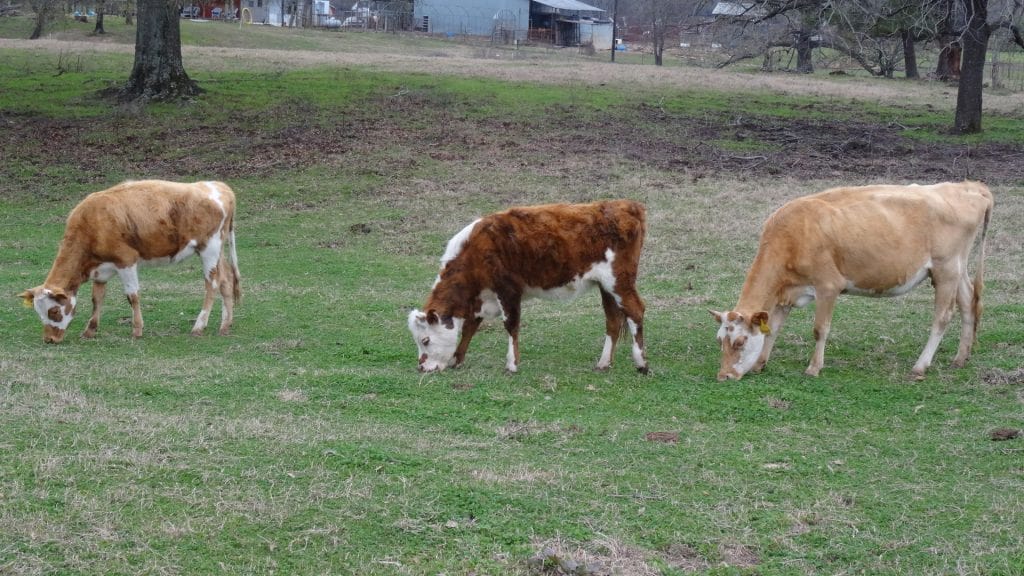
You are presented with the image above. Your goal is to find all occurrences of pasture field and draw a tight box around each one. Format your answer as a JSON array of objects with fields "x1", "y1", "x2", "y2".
[{"x1": 1, "y1": 21, "x2": 1023, "y2": 575}]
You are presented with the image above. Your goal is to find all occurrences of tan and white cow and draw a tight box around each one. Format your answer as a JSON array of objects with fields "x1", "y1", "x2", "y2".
[
  {"x1": 711, "y1": 181, "x2": 992, "y2": 381},
  {"x1": 20, "y1": 180, "x2": 241, "y2": 343},
  {"x1": 408, "y1": 200, "x2": 649, "y2": 373}
]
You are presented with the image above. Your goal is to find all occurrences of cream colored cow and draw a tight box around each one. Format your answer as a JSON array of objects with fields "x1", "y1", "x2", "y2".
[
  {"x1": 711, "y1": 181, "x2": 993, "y2": 381},
  {"x1": 21, "y1": 180, "x2": 241, "y2": 343}
]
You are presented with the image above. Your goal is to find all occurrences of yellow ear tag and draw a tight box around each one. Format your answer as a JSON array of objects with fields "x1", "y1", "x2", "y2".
[
  {"x1": 759, "y1": 321, "x2": 771, "y2": 334},
  {"x1": 22, "y1": 298, "x2": 33, "y2": 309}
]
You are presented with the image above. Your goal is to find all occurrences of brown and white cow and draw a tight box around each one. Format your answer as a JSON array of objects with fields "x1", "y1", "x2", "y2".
[
  {"x1": 711, "y1": 181, "x2": 992, "y2": 381},
  {"x1": 408, "y1": 200, "x2": 649, "y2": 373},
  {"x1": 20, "y1": 180, "x2": 241, "y2": 343}
]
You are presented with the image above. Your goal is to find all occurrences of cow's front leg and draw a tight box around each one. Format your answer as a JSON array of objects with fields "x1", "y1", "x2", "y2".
[
  {"x1": 596, "y1": 288, "x2": 623, "y2": 371},
  {"x1": 499, "y1": 293, "x2": 522, "y2": 373},
  {"x1": 118, "y1": 265, "x2": 144, "y2": 338},
  {"x1": 453, "y1": 316, "x2": 482, "y2": 368},
  {"x1": 81, "y1": 281, "x2": 107, "y2": 339},
  {"x1": 754, "y1": 305, "x2": 791, "y2": 373},
  {"x1": 806, "y1": 293, "x2": 838, "y2": 377}
]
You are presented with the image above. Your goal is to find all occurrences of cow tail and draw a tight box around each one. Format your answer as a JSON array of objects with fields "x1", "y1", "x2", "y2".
[
  {"x1": 971, "y1": 202, "x2": 991, "y2": 342},
  {"x1": 227, "y1": 214, "x2": 242, "y2": 304}
]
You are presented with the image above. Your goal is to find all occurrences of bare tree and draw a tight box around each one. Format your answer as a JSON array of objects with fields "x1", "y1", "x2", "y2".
[
  {"x1": 953, "y1": 0, "x2": 1024, "y2": 132},
  {"x1": 120, "y1": 0, "x2": 201, "y2": 102},
  {"x1": 94, "y1": 0, "x2": 106, "y2": 33},
  {"x1": 28, "y1": 0, "x2": 59, "y2": 38}
]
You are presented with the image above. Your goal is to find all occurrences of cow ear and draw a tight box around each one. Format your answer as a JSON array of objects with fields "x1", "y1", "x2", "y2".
[
  {"x1": 19, "y1": 290, "x2": 35, "y2": 308},
  {"x1": 441, "y1": 315, "x2": 454, "y2": 330},
  {"x1": 426, "y1": 309, "x2": 439, "y2": 325},
  {"x1": 750, "y1": 311, "x2": 770, "y2": 334},
  {"x1": 709, "y1": 310, "x2": 725, "y2": 324}
]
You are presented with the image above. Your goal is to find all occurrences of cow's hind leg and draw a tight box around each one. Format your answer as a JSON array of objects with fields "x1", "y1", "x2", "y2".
[
  {"x1": 192, "y1": 243, "x2": 224, "y2": 336},
  {"x1": 912, "y1": 272, "x2": 960, "y2": 378},
  {"x1": 216, "y1": 258, "x2": 236, "y2": 336},
  {"x1": 951, "y1": 272, "x2": 976, "y2": 368},
  {"x1": 596, "y1": 288, "x2": 624, "y2": 371},
  {"x1": 81, "y1": 281, "x2": 107, "y2": 339},
  {"x1": 617, "y1": 288, "x2": 648, "y2": 374}
]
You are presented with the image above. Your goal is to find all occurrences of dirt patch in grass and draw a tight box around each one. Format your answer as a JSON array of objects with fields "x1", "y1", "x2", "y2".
[{"x1": 3, "y1": 97, "x2": 1021, "y2": 197}]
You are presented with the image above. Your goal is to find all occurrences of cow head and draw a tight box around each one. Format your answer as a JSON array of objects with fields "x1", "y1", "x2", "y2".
[
  {"x1": 710, "y1": 310, "x2": 769, "y2": 381},
  {"x1": 20, "y1": 286, "x2": 77, "y2": 344},
  {"x1": 407, "y1": 309, "x2": 464, "y2": 372}
]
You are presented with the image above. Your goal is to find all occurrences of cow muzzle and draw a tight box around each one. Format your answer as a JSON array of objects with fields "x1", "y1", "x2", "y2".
[{"x1": 43, "y1": 326, "x2": 67, "y2": 344}]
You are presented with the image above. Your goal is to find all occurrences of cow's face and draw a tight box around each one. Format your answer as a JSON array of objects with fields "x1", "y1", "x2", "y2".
[
  {"x1": 407, "y1": 309, "x2": 463, "y2": 372},
  {"x1": 20, "y1": 286, "x2": 76, "y2": 344},
  {"x1": 710, "y1": 310, "x2": 769, "y2": 381}
]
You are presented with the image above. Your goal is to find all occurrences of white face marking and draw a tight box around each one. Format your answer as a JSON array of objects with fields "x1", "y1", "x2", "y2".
[
  {"x1": 716, "y1": 316, "x2": 766, "y2": 379},
  {"x1": 844, "y1": 260, "x2": 933, "y2": 297},
  {"x1": 33, "y1": 291, "x2": 77, "y2": 331},
  {"x1": 408, "y1": 310, "x2": 464, "y2": 372}
]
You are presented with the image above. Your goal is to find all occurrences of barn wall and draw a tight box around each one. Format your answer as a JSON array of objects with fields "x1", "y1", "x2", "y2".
[{"x1": 414, "y1": 0, "x2": 530, "y2": 38}]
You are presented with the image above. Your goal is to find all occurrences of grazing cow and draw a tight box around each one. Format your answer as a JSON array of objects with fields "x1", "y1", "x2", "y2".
[
  {"x1": 408, "y1": 200, "x2": 649, "y2": 373},
  {"x1": 711, "y1": 181, "x2": 992, "y2": 381},
  {"x1": 20, "y1": 180, "x2": 241, "y2": 343}
]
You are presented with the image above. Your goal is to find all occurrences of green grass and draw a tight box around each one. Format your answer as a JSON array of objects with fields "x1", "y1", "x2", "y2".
[{"x1": 1, "y1": 30, "x2": 1023, "y2": 576}]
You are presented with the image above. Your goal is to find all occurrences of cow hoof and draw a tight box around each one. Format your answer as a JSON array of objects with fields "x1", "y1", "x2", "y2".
[
  {"x1": 81, "y1": 330, "x2": 96, "y2": 339},
  {"x1": 909, "y1": 370, "x2": 926, "y2": 381},
  {"x1": 218, "y1": 328, "x2": 231, "y2": 336},
  {"x1": 594, "y1": 364, "x2": 611, "y2": 372},
  {"x1": 190, "y1": 329, "x2": 203, "y2": 337},
  {"x1": 636, "y1": 365, "x2": 650, "y2": 375},
  {"x1": 804, "y1": 367, "x2": 821, "y2": 377}
]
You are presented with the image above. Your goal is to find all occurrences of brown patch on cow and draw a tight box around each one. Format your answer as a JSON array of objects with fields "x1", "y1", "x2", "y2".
[
  {"x1": 644, "y1": 431, "x2": 679, "y2": 444},
  {"x1": 46, "y1": 306, "x2": 63, "y2": 322}
]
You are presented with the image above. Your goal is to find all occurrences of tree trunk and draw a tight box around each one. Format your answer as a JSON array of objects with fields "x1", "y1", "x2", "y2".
[
  {"x1": 125, "y1": 0, "x2": 134, "y2": 25},
  {"x1": 954, "y1": 0, "x2": 990, "y2": 134},
  {"x1": 120, "y1": 0, "x2": 201, "y2": 102},
  {"x1": 94, "y1": 0, "x2": 105, "y2": 34},
  {"x1": 795, "y1": 30, "x2": 813, "y2": 73},
  {"x1": 901, "y1": 29, "x2": 918, "y2": 79},
  {"x1": 29, "y1": 0, "x2": 56, "y2": 39}
]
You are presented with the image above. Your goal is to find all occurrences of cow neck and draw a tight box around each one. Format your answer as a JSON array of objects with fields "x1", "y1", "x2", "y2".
[
  {"x1": 425, "y1": 269, "x2": 480, "y2": 321},
  {"x1": 44, "y1": 241, "x2": 94, "y2": 295},
  {"x1": 732, "y1": 252, "x2": 786, "y2": 316}
]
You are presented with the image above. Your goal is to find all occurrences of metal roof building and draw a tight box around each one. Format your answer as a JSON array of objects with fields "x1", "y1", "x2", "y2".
[{"x1": 413, "y1": 0, "x2": 610, "y2": 48}]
